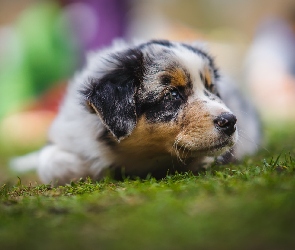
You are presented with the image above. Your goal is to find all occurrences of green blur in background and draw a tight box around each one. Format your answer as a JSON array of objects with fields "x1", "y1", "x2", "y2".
[{"x1": 0, "y1": 2, "x2": 79, "y2": 119}]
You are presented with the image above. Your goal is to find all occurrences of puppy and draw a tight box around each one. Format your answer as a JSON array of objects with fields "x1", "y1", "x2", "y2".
[{"x1": 12, "y1": 40, "x2": 261, "y2": 184}]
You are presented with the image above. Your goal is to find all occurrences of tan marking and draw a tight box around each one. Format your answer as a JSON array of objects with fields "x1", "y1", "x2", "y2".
[
  {"x1": 120, "y1": 116, "x2": 180, "y2": 156},
  {"x1": 175, "y1": 101, "x2": 233, "y2": 156},
  {"x1": 85, "y1": 101, "x2": 96, "y2": 113},
  {"x1": 169, "y1": 68, "x2": 187, "y2": 88},
  {"x1": 88, "y1": 101, "x2": 98, "y2": 114},
  {"x1": 204, "y1": 67, "x2": 212, "y2": 88},
  {"x1": 114, "y1": 116, "x2": 181, "y2": 174}
]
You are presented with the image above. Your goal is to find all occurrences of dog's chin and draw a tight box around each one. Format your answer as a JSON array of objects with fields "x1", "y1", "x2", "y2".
[
  {"x1": 175, "y1": 137, "x2": 236, "y2": 158},
  {"x1": 198, "y1": 143, "x2": 234, "y2": 157},
  {"x1": 198, "y1": 133, "x2": 238, "y2": 157}
]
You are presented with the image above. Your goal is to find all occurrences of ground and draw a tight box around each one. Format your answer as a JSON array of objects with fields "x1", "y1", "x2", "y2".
[{"x1": 0, "y1": 120, "x2": 295, "y2": 250}]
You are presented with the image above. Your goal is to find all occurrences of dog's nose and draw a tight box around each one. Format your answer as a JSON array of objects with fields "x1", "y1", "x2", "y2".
[{"x1": 214, "y1": 113, "x2": 237, "y2": 136}]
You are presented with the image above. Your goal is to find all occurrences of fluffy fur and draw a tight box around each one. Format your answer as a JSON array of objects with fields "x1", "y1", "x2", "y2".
[{"x1": 11, "y1": 40, "x2": 261, "y2": 184}]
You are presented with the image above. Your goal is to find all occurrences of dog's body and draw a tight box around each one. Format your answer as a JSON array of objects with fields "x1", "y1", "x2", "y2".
[{"x1": 12, "y1": 40, "x2": 261, "y2": 184}]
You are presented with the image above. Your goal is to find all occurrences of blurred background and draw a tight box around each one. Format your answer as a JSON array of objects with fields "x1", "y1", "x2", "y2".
[{"x1": 0, "y1": 0, "x2": 295, "y2": 182}]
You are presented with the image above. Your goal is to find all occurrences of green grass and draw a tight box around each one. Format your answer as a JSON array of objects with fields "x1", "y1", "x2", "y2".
[{"x1": 1, "y1": 121, "x2": 295, "y2": 250}]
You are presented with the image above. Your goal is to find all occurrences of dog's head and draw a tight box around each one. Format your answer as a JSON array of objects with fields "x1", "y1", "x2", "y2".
[{"x1": 81, "y1": 40, "x2": 238, "y2": 158}]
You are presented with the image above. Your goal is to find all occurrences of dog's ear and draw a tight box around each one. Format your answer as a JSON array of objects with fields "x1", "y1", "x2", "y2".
[{"x1": 82, "y1": 48, "x2": 145, "y2": 141}]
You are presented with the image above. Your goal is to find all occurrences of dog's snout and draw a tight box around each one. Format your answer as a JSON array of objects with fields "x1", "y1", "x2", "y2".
[{"x1": 214, "y1": 113, "x2": 237, "y2": 136}]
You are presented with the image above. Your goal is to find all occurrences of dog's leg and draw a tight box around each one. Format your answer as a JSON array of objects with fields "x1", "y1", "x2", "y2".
[{"x1": 38, "y1": 145, "x2": 89, "y2": 185}]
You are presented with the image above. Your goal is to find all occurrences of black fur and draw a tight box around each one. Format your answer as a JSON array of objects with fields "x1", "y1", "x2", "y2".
[
  {"x1": 144, "y1": 97, "x2": 183, "y2": 123},
  {"x1": 137, "y1": 86, "x2": 187, "y2": 123},
  {"x1": 98, "y1": 129, "x2": 117, "y2": 147},
  {"x1": 81, "y1": 49, "x2": 145, "y2": 141},
  {"x1": 138, "y1": 39, "x2": 174, "y2": 49}
]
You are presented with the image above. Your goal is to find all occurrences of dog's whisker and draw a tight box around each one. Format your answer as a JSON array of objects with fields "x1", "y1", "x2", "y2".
[
  {"x1": 182, "y1": 145, "x2": 190, "y2": 164},
  {"x1": 172, "y1": 138, "x2": 183, "y2": 164},
  {"x1": 238, "y1": 128, "x2": 268, "y2": 153}
]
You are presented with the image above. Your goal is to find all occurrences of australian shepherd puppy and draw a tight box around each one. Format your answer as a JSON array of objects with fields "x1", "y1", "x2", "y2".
[{"x1": 11, "y1": 40, "x2": 261, "y2": 184}]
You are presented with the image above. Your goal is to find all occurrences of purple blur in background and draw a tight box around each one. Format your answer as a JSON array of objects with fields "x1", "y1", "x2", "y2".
[{"x1": 62, "y1": 0, "x2": 128, "y2": 52}]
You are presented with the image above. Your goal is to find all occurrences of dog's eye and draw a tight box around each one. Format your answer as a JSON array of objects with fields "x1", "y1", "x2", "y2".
[{"x1": 164, "y1": 89, "x2": 182, "y2": 101}]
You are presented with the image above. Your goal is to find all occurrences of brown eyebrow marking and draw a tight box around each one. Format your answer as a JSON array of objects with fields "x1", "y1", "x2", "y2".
[
  {"x1": 204, "y1": 67, "x2": 212, "y2": 90},
  {"x1": 167, "y1": 68, "x2": 188, "y2": 88}
]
